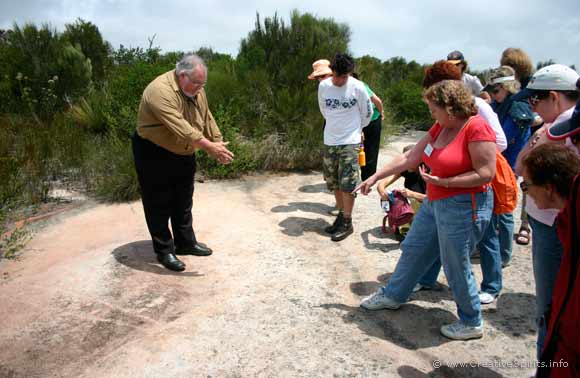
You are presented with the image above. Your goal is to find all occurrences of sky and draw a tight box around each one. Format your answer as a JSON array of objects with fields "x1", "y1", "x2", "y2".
[{"x1": 1, "y1": 0, "x2": 579, "y2": 72}]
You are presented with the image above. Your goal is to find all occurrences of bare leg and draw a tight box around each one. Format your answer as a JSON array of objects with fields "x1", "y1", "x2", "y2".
[
  {"x1": 334, "y1": 190, "x2": 344, "y2": 212},
  {"x1": 341, "y1": 191, "x2": 355, "y2": 218}
]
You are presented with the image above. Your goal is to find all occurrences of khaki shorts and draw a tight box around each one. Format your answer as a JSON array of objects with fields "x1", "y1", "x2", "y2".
[{"x1": 323, "y1": 144, "x2": 361, "y2": 192}]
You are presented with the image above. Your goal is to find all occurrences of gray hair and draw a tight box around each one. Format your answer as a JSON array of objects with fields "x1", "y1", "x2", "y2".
[{"x1": 176, "y1": 54, "x2": 206, "y2": 76}]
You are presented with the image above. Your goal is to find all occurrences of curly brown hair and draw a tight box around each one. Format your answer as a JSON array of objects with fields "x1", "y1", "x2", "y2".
[
  {"x1": 523, "y1": 143, "x2": 580, "y2": 198},
  {"x1": 500, "y1": 48, "x2": 534, "y2": 81},
  {"x1": 423, "y1": 80, "x2": 477, "y2": 119},
  {"x1": 422, "y1": 60, "x2": 462, "y2": 89}
]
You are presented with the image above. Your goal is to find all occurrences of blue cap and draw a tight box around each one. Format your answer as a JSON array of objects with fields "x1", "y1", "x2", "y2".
[{"x1": 547, "y1": 100, "x2": 580, "y2": 140}]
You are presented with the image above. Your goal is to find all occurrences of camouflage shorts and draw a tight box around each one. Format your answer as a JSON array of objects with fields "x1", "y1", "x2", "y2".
[{"x1": 323, "y1": 144, "x2": 361, "y2": 192}]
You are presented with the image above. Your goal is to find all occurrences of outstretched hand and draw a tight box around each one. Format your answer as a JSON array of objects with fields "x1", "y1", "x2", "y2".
[
  {"x1": 210, "y1": 141, "x2": 234, "y2": 165},
  {"x1": 353, "y1": 176, "x2": 376, "y2": 195}
]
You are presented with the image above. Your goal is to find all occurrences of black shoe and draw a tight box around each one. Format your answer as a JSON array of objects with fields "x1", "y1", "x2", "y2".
[
  {"x1": 157, "y1": 253, "x2": 186, "y2": 271},
  {"x1": 331, "y1": 218, "x2": 353, "y2": 242},
  {"x1": 324, "y1": 212, "x2": 344, "y2": 234},
  {"x1": 175, "y1": 242, "x2": 213, "y2": 256}
]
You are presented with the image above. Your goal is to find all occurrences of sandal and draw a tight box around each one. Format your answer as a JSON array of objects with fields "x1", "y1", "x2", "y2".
[{"x1": 516, "y1": 227, "x2": 530, "y2": 245}]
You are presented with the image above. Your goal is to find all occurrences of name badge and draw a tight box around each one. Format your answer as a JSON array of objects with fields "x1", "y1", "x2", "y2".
[{"x1": 424, "y1": 144, "x2": 434, "y2": 157}]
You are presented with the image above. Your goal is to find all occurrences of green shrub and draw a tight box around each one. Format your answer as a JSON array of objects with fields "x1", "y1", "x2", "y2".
[
  {"x1": 0, "y1": 15, "x2": 436, "y2": 219},
  {"x1": 79, "y1": 132, "x2": 140, "y2": 202},
  {"x1": 234, "y1": 10, "x2": 350, "y2": 139},
  {"x1": 62, "y1": 18, "x2": 112, "y2": 85},
  {"x1": 0, "y1": 211, "x2": 29, "y2": 260},
  {"x1": 384, "y1": 81, "x2": 431, "y2": 128},
  {"x1": 70, "y1": 90, "x2": 112, "y2": 134},
  {"x1": 2, "y1": 23, "x2": 92, "y2": 120},
  {"x1": 196, "y1": 106, "x2": 258, "y2": 178}
]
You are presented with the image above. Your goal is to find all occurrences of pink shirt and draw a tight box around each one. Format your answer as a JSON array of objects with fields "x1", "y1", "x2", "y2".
[{"x1": 526, "y1": 107, "x2": 577, "y2": 226}]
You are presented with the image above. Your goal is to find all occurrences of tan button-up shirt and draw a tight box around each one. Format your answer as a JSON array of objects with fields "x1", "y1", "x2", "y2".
[{"x1": 137, "y1": 70, "x2": 223, "y2": 156}]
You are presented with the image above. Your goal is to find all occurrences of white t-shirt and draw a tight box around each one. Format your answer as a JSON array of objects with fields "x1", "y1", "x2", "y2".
[
  {"x1": 463, "y1": 73, "x2": 484, "y2": 96},
  {"x1": 526, "y1": 107, "x2": 576, "y2": 226},
  {"x1": 318, "y1": 77, "x2": 372, "y2": 146},
  {"x1": 474, "y1": 97, "x2": 507, "y2": 152}
]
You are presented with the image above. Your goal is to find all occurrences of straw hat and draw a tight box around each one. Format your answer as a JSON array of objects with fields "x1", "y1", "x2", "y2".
[{"x1": 308, "y1": 59, "x2": 332, "y2": 80}]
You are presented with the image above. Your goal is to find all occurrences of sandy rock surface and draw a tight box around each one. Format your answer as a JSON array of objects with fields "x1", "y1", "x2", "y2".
[{"x1": 0, "y1": 130, "x2": 538, "y2": 378}]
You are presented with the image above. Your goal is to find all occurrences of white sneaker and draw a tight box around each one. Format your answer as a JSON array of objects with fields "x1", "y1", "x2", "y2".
[
  {"x1": 360, "y1": 290, "x2": 401, "y2": 310},
  {"x1": 440, "y1": 320, "x2": 483, "y2": 340},
  {"x1": 412, "y1": 283, "x2": 433, "y2": 293},
  {"x1": 479, "y1": 292, "x2": 497, "y2": 305}
]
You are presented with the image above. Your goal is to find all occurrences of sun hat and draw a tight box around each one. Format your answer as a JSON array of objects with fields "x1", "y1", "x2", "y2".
[{"x1": 308, "y1": 59, "x2": 332, "y2": 80}]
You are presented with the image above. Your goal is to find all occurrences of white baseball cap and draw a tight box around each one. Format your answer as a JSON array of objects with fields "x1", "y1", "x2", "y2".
[{"x1": 527, "y1": 64, "x2": 580, "y2": 91}]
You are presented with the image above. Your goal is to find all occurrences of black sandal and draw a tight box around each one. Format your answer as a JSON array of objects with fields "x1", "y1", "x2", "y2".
[{"x1": 516, "y1": 227, "x2": 530, "y2": 245}]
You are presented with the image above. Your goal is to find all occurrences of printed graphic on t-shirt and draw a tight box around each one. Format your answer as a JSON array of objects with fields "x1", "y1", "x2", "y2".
[{"x1": 324, "y1": 97, "x2": 358, "y2": 110}]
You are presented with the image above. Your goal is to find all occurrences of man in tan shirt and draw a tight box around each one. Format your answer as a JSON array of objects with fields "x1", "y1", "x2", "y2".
[{"x1": 132, "y1": 54, "x2": 234, "y2": 271}]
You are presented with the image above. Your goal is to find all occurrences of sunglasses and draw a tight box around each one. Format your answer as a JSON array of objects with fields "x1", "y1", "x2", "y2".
[
  {"x1": 485, "y1": 84, "x2": 501, "y2": 95},
  {"x1": 528, "y1": 91, "x2": 550, "y2": 106},
  {"x1": 519, "y1": 180, "x2": 536, "y2": 192}
]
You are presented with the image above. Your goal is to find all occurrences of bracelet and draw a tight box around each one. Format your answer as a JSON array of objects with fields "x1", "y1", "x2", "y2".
[{"x1": 445, "y1": 178, "x2": 450, "y2": 188}]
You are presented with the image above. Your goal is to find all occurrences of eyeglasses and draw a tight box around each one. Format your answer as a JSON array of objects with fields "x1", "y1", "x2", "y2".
[
  {"x1": 519, "y1": 180, "x2": 536, "y2": 192},
  {"x1": 490, "y1": 85, "x2": 501, "y2": 95},
  {"x1": 187, "y1": 75, "x2": 206, "y2": 87},
  {"x1": 528, "y1": 91, "x2": 550, "y2": 106}
]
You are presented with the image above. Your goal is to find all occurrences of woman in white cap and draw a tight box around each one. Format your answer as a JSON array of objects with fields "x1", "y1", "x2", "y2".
[
  {"x1": 483, "y1": 66, "x2": 534, "y2": 269},
  {"x1": 515, "y1": 63, "x2": 580, "y2": 360}
]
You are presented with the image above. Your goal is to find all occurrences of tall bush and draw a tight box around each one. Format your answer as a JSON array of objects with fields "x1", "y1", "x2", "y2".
[
  {"x1": 62, "y1": 18, "x2": 112, "y2": 85},
  {"x1": 235, "y1": 10, "x2": 350, "y2": 137},
  {"x1": 1, "y1": 23, "x2": 92, "y2": 120}
]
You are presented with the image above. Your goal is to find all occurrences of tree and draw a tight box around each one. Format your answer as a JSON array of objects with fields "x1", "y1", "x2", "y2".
[
  {"x1": 62, "y1": 18, "x2": 111, "y2": 85},
  {"x1": 2, "y1": 22, "x2": 92, "y2": 120},
  {"x1": 235, "y1": 10, "x2": 351, "y2": 136},
  {"x1": 380, "y1": 57, "x2": 424, "y2": 87},
  {"x1": 536, "y1": 59, "x2": 556, "y2": 70},
  {"x1": 0, "y1": 29, "x2": 9, "y2": 43},
  {"x1": 238, "y1": 11, "x2": 350, "y2": 91},
  {"x1": 356, "y1": 55, "x2": 383, "y2": 92},
  {"x1": 385, "y1": 80, "x2": 431, "y2": 128}
]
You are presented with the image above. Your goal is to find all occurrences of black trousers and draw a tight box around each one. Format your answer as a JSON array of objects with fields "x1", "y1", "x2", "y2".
[
  {"x1": 132, "y1": 132, "x2": 197, "y2": 255},
  {"x1": 361, "y1": 117, "x2": 382, "y2": 181}
]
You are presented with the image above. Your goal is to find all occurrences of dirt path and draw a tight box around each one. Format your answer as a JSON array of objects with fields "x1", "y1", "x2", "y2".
[{"x1": 0, "y1": 131, "x2": 538, "y2": 378}]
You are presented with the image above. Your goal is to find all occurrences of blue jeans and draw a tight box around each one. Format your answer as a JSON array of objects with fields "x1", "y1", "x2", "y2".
[
  {"x1": 497, "y1": 213, "x2": 514, "y2": 265},
  {"x1": 479, "y1": 214, "x2": 502, "y2": 296},
  {"x1": 528, "y1": 216, "x2": 564, "y2": 359},
  {"x1": 419, "y1": 213, "x2": 502, "y2": 297},
  {"x1": 380, "y1": 189, "x2": 493, "y2": 327}
]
